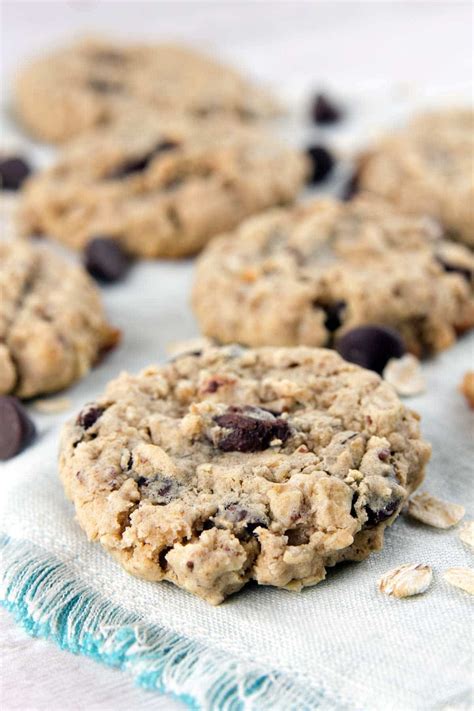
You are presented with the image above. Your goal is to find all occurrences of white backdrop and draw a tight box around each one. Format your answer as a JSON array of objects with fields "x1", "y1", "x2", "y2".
[{"x1": 1, "y1": 3, "x2": 472, "y2": 711}]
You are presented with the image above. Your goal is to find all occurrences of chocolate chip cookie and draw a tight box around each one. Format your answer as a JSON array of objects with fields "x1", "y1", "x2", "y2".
[
  {"x1": 193, "y1": 195, "x2": 474, "y2": 355},
  {"x1": 19, "y1": 112, "x2": 307, "y2": 258},
  {"x1": 358, "y1": 109, "x2": 474, "y2": 247},
  {"x1": 59, "y1": 345, "x2": 431, "y2": 604},
  {"x1": 0, "y1": 240, "x2": 118, "y2": 398},
  {"x1": 15, "y1": 38, "x2": 278, "y2": 143}
]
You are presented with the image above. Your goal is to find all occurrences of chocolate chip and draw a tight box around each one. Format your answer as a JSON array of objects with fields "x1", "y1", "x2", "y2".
[
  {"x1": 158, "y1": 546, "x2": 172, "y2": 570},
  {"x1": 77, "y1": 405, "x2": 104, "y2": 430},
  {"x1": 306, "y1": 145, "x2": 335, "y2": 184},
  {"x1": 311, "y1": 93, "x2": 343, "y2": 124},
  {"x1": 336, "y1": 325, "x2": 406, "y2": 374},
  {"x1": 137, "y1": 475, "x2": 180, "y2": 505},
  {"x1": 340, "y1": 171, "x2": 359, "y2": 201},
  {"x1": 0, "y1": 396, "x2": 36, "y2": 460},
  {"x1": 0, "y1": 157, "x2": 31, "y2": 191},
  {"x1": 106, "y1": 141, "x2": 179, "y2": 179},
  {"x1": 186, "y1": 561, "x2": 194, "y2": 570},
  {"x1": 214, "y1": 406, "x2": 290, "y2": 453},
  {"x1": 88, "y1": 78, "x2": 123, "y2": 93},
  {"x1": 365, "y1": 497, "x2": 401, "y2": 527},
  {"x1": 316, "y1": 300, "x2": 346, "y2": 332},
  {"x1": 220, "y1": 503, "x2": 269, "y2": 536},
  {"x1": 84, "y1": 238, "x2": 130, "y2": 283},
  {"x1": 436, "y1": 256, "x2": 472, "y2": 283}
]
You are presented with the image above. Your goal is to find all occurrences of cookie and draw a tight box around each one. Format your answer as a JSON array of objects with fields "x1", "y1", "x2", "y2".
[
  {"x1": 15, "y1": 38, "x2": 278, "y2": 143},
  {"x1": 193, "y1": 195, "x2": 474, "y2": 355},
  {"x1": 0, "y1": 240, "x2": 118, "y2": 398},
  {"x1": 357, "y1": 109, "x2": 474, "y2": 247},
  {"x1": 59, "y1": 345, "x2": 431, "y2": 604},
  {"x1": 19, "y1": 112, "x2": 307, "y2": 258}
]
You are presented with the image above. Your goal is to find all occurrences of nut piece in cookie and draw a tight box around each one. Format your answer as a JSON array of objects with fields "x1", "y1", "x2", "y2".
[
  {"x1": 0, "y1": 240, "x2": 118, "y2": 398},
  {"x1": 59, "y1": 346, "x2": 431, "y2": 604},
  {"x1": 193, "y1": 195, "x2": 474, "y2": 355}
]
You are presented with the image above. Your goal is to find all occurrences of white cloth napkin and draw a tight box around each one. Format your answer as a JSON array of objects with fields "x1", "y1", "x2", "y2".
[{"x1": 1, "y1": 251, "x2": 473, "y2": 710}]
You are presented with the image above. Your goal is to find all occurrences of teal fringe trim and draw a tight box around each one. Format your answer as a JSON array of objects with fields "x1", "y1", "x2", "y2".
[{"x1": 0, "y1": 534, "x2": 338, "y2": 711}]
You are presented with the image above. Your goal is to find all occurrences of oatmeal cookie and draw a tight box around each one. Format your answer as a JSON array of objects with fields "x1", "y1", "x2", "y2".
[
  {"x1": 15, "y1": 38, "x2": 278, "y2": 143},
  {"x1": 59, "y1": 345, "x2": 431, "y2": 604},
  {"x1": 357, "y1": 109, "x2": 474, "y2": 247},
  {"x1": 0, "y1": 240, "x2": 118, "y2": 398},
  {"x1": 192, "y1": 196, "x2": 474, "y2": 354},
  {"x1": 19, "y1": 112, "x2": 307, "y2": 258}
]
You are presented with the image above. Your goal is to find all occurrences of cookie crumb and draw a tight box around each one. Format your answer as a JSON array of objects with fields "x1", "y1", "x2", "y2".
[
  {"x1": 443, "y1": 567, "x2": 474, "y2": 595},
  {"x1": 406, "y1": 492, "x2": 465, "y2": 529},
  {"x1": 460, "y1": 371, "x2": 474, "y2": 409},
  {"x1": 378, "y1": 563, "x2": 432, "y2": 598},
  {"x1": 383, "y1": 354, "x2": 426, "y2": 397},
  {"x1": 34, "y1": 396, "x2": 72, "y2": 414},
  {"x1": 459, "y1": 521, "x2": 474, "y2": 549}
]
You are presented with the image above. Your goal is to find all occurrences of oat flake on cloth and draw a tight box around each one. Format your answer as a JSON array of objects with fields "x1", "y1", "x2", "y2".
[{"x1": 0, "y1": 251, "x2": 473, "y2": 710}]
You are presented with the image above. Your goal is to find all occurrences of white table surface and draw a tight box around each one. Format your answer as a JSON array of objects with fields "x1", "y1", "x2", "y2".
[{"x1": 0, "y1": 2, "x2": 472, "y2": 710}]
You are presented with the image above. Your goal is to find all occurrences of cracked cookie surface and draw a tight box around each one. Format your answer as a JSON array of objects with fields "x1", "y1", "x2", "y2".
[
  {"x1": 59, "y1": 345, "x2": 431, "y2": 604},
  {"x1": 20, "y1": 112, "x2": 307, "y2": 258},
  {"x1": 193, "y1": 195, "x2": 474, "y2": 354},
  {"x1": 358, "y1": 109, "x2": 474, "y2": 247},
  {"x1": 15, "y1": 38, "x2": 278, "y2": 143},
  {"x1": 0, "y1": 240, "x2": 118, "y2": 398}
]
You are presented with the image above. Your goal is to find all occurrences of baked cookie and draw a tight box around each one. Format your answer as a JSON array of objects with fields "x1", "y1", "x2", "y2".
[
  {"x1": 0, "y1": 240, "x2": 118, "y2": 398},
  {"x1": 15, "y1": 38, "x2": 278, "y2": 143},
  {"x1": 19, "y1": 112, "x2": 307, "y2": 258},
  {"x1": 193, "y1": 196, "x2": 474, "y2": 355},
  {"x1": 357, "y1": 109, "x2": 474, "y2": 247},
  {"x1": 59, "y1": 345, "x2": 431, "y2": 604}
]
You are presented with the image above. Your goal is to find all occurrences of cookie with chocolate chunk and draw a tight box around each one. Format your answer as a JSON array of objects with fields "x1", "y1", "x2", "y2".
[
  {"x1": 193, "y1": 195, "x2": 474, "y2": 355},
  {"x1": 59, "y1": 345, "x2": 431, "y2": 604},
  {"x1": 19, "y1": 111, "x2": 307, "y2": 258},
  {"x1": 0, "y1": 240, "x2": 118, "y2": 398},
  {"x1": 358, "y1": 109, "x2": 474, "y2": 247},
  {"x1": 15, "y1": 37, "x2": 278, "y2": 143}
]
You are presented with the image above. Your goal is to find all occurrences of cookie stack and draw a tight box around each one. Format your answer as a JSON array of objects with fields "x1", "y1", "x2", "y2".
[{"x1": 1, "y1": 36, "x2": 472, "y2": 604}]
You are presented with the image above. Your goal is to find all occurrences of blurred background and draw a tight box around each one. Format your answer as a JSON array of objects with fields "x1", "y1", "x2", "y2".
[{"x1": 2, "y1": 1, "x2": 472, "y2": 97}]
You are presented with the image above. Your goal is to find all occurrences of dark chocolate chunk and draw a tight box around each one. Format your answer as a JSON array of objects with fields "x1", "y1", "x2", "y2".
[
  {"x1": 0, "y1": 396, "x2": 36, "y2": 460},
  {"x1": 0, "y1": 157, "x2": 31, "y2": 191},
  {"x1": 214, "y1": 406, "x2": 290, "y2": 453},
  {"x1": 365, "y1": 497, "x2": 401, "y2": 528},
  {"x1": 77, "y1": 405, "x2": 105, "y2": 430},
  {"x1": 340, "y1": 171, "x2": 359, "y2": 201},
  {"x1": 137, "y1": 475, "x2": 180, "y2": 505},
  {"x1": 311, "y1": 93, "x2": 343, "y2": 124},
  {"x1": 106, "y1": 141, "x2": 178, "y2": 179},
  {"x1": 220, "y1": 503, "x2": 269, "y2": 536},
  {"x1": 84, "y1": 238, "x2": 130, "y2": 283},
  {"x1": 306, "y1": 144, "x2": 335, "y2": 184},
  {"x1": 88, "y1": 78, "x2": 123, "y2": 93},
  {"x1": 316, "y1": 300, "x2": 346, "y2": 332},
  {"x1": 336, "y1": 325, "x2": 406, "y2": 374},
  {"x1": 436, "y1": 256, "x2": 472, "y2": 283}
]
